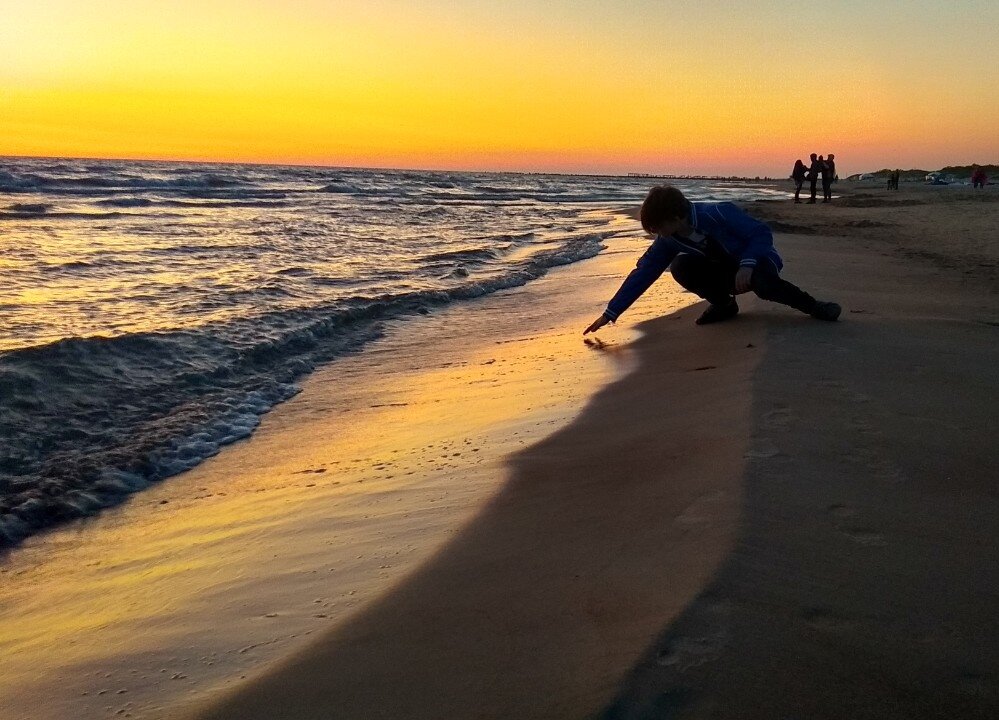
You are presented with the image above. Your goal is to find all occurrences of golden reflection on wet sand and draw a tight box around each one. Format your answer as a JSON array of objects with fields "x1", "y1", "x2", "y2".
[{"x1": 0, "y1": 225, "x2": 689, "y2": 719}]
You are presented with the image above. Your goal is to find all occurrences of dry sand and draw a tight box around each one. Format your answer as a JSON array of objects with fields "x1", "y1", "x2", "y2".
[
  {"x1": 602, "y1": 184, "x2": 999, "y2": 719},
  {"x1": 185, "y1": 182, "x2": 999, "y2": 719},
  {"x1": 752, "y1": 180, "x2": 999, "y2": 294}
]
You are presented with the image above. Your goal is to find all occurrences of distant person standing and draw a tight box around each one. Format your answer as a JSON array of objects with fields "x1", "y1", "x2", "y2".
[
  {"x1": 822, "y1": 154, "x2": 836, "y2": 202},
  {"x1": 806, "y1": 153, "x2": 821, "y2": 204},
  {"x1": 816, "y1": 155, "x2": 829, "y2": 203},
  {"x1": 972, "y1": 166, "x2": 988, "y2": 188},
  {"x1": 791, "y1": 159, "x2": 808, "y2": 203}
]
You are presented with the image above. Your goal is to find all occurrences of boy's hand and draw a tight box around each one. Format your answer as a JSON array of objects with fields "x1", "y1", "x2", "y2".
[
  {"x1": 584, "y1": 314, "x2": 610, "y2": 334},
  {"x1": 734, "y1": 267, "x2": 754, "y2": 294}
]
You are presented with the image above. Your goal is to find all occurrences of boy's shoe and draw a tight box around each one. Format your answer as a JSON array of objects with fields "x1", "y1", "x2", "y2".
[
  {"x1": 810, "y1": 301, "x2": 841, "y2": 321},
  {"x1": 696, "y1": 298, "x2": 739, "y2": 325}
]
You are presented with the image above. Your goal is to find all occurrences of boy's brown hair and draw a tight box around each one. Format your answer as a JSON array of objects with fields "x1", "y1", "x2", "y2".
[{"x1": 639, "y1": 185, "x2": 688, "y2": 234}]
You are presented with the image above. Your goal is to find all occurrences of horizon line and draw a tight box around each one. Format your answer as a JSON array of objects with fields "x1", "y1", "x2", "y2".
[
  {"x1": 0, "y1": 152, "x2": 784, "y2": 179},
  {"x1": 4, "y1": 152, "x2": 994, "y2": 178}
]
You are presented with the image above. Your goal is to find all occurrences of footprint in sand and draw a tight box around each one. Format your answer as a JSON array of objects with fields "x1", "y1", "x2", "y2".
[
  {"x1": 808, "y1": 379, "x2": 871, "y2": 404},
  {"x1": 839, "y1": 527, "x2": 888, "y2": 547},
  {"x1": 800, "y1": 606, "x2": 849, "y2": 632},
  {"x1": 744, "y1": 439, "x2": 780, "y2": 459},
  {"x1": 846, "y1": 446, "x2": 905, "y2": 484},
  {"x1": 827, "y1": 505, "x2": 887, "y2": 546},
  {"x1": 827, "y1": 503, "x2": 857, "y2": 519},
  {"x1": 654, "y1": 599, "x2": 732, "y2": 671},
  {"x1": 655, "y1": 633, "x2": 727, "y2": 671},
  {"x1": 763, "y1": 406, "x2": 792, "y2": 431},
  {"x1": 673, "y1": 491, "x2": 732, "y2": 527}
]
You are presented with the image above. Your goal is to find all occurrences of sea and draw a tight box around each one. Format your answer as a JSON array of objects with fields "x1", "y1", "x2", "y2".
[{"x1": 0, "y1": 157, "x2": 786, "y2": 548}]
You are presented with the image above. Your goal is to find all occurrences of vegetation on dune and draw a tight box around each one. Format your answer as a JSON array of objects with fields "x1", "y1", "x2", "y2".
[
  {"x1": 847, "y1": 165, "x2": 997, "y2": 181},
  {"x1": 938, "y1": 164, "x2": 999, "y2": 177}
]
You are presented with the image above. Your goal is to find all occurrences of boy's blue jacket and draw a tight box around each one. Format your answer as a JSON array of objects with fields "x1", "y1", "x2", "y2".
[{"x1": 603, "y1": 201, "x2": 783, "y2": 321}]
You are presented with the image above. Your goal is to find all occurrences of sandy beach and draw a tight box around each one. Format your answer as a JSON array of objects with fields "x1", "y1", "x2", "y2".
[
  {"x1": 600, "y1": 184, "x2": 999, "y2": 719},
  {"x1": 3, "y1": 182, "x2": 998, "y2": 719},
  {"x1": 188, "y1": 182, "x2": 999, "y2": 719}
]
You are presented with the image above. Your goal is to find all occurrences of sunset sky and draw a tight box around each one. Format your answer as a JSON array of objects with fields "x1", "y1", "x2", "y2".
[{"x1": 3, "y1": 0, "x2": 998, "y2": 176}]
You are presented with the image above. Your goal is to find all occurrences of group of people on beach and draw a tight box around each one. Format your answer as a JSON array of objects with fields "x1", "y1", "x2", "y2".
[{"x1": 790, "y1": 154, "x2": 836, "y2": 203}]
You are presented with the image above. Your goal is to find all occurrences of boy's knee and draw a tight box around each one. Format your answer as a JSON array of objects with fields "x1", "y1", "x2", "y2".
[
  {"x1": 669, "y1": 255, "x2": 698, "y2": 286},
  {"x1": 750, "y1": 269, "x2": 780, "y2": 299}
]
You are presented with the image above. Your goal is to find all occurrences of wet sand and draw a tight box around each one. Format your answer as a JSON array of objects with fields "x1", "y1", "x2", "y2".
[
  {"x1": 188, "y1": 183, "x2": 999, "y2": 719},
  {"x1": 186, "y1": 277, "x2": 763, "y2": 720},
  {"x1": 0, "y1": 210, "x2": 702, "y2": 719}
]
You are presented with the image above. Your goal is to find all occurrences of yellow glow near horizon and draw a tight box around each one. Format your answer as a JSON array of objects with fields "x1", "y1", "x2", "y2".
[{"x1": 3, "y1": 0, "x2": 998, "y2": 175}]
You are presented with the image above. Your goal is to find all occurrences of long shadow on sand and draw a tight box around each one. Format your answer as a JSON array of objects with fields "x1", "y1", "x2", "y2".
[
  {"x1": 601, "y1": 300, "x2": 999, "y2": 717},
  {"x1": 194, "y1": 235, "x2": 999, "y2": 720},
  {"x1": 189, "y1": 302, "x2": 766, "y2": 720}
]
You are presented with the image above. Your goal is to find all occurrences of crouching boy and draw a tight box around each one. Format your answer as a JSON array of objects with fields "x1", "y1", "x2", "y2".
[{"x1": 584, "y1": 185, "x2": 841, "y2": 333}]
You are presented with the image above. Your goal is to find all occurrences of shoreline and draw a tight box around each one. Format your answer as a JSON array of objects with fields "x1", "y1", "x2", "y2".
[
  {"x1": 0, "y1": 207, "x2": 692, "y2": 719},
  {"x1": 187, "y1": 302, "x2": 764, "y2": 720},
  {"x1": 3, "y1": 183, "x2": 998, "y2": 718},
  {"x1": 0, "y1": 165, "x2": 788, "y2": 552}
]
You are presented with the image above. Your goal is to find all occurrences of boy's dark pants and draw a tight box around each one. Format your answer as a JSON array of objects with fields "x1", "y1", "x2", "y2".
[{"x1": 669, "y1": 253, "x2": 817, "y2": 314}]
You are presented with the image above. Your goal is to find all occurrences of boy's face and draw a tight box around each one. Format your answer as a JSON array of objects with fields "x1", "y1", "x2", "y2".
[{"x1": 653, "y1": 216, "x2": 691, "y2": 238}]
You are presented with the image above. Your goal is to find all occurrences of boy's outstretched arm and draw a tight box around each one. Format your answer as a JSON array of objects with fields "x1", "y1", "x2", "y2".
[{"x1": 582, "y1": 236, "x2": 676, "y2": 334}]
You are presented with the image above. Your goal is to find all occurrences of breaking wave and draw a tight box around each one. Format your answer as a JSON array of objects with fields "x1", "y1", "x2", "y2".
[{"x1": 0, "y1": 233, "x2": 606, "y2": 547}]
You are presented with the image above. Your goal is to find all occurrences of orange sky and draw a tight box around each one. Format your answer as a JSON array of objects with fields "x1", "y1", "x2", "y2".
[{"x1": 3, "y1": 0, "x2": 998, "y2": 175}]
